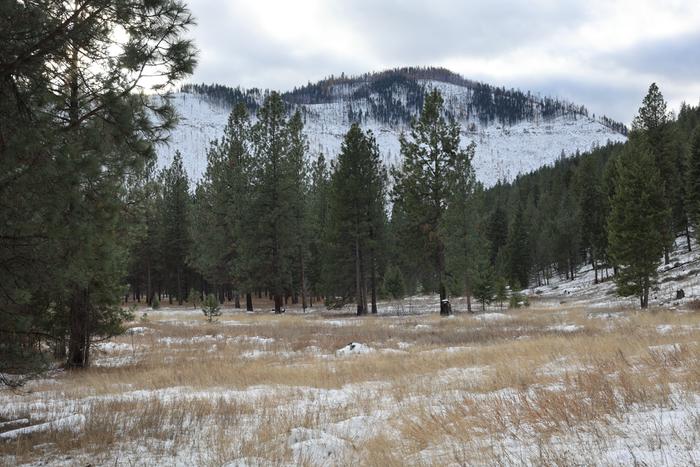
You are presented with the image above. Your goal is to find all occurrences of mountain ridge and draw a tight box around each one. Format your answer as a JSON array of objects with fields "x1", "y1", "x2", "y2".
[{"x1": 158, "y1": 67, "x2": 628, "y2": 186}]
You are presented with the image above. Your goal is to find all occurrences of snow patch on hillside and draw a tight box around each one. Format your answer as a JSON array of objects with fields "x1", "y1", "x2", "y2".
[{"x1": 155, "y1": 89, "x2": 626, "y2": 187}]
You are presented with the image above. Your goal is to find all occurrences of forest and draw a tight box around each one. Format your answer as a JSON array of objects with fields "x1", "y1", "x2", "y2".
[{"x1": 126, "y1": 83, "x2": 700, "y2": 321}]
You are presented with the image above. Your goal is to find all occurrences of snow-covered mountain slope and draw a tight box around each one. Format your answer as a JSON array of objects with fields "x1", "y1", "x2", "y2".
[{"x1": 155, "y1": 72, "x2": 627, "y2": 186}]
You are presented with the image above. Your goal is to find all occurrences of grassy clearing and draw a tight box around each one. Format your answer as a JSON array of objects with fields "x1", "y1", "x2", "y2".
[{"x1": 1, "y1": 300, "x2": 700, "y2": 466}]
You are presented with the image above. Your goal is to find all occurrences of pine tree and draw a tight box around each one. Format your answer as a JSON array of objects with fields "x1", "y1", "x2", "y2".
[
  {"x1": 306, "y1": 154, "x2": 331, "y2": 306},
  {"x1": 494, "y1": 277, "x2": 508, "y2": 309},
  {"x1": 472, "y1": 263, "x2": 496, "y2": 311},
  {"x1": 443, "y1": 144, "x2": 479, "y2": 312},
  {"x1": 0, "y1": 0, "x2": 196, "y2": 370},
  {"x1": 576, "y1": 156, "x2": 607, "y2": 283},
  {"x1": 632, "y1": 83, "x2": 677, "y2": 264},
  {"x1": 201, "y1": 294, "x2": 222, "y2": 322},
  {"x1": 487, "y1": 205, "x2": 509, "y2": 267},
  {"x1": 189, "y1": 103, "x2": 252, "y2": 308},
  {"x1": 188, "y1": 287, "x2": 200, "y2": 309},
  {"x1": 393, "y1": 90, "x2": 471, "y2": 315},
  {"x1": 608, "y1": 142, "x2": 668, "y2": 308},
  {"x1": 506, "y1": 207, "x2": 530, "y2": 289},
  {"x1": 687, "y1": 130, "x2": 700, "y2": 242},
  {"x1": 246, "y1": 93, "x2": 304, "y2": 313},
  {"x1": 158, "y1": 152, "x2": 192, "y2": 305},
  {"x1": 383, "y1": 265, "x2": 406, "y2": 300},
  {"x1": 287, "y1": 111, "x2": 310, "y2": 310},
  {"x1": 324, "y1": 124, "x2": 386, "y2": 315}
]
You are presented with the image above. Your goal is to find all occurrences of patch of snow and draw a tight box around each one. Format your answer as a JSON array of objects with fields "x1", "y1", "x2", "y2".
[
  {"x1": 322, "y1": 319, "x2": 360, "y2": 327},
  {"x1": 335, "y1": 342, "x2": 374, "y2": 356},
  {"x1": 0, "y1": 414, "x2": 85, "y2": 440},
  {"x1": 547, "y1": 324, "x2": 583, "y2": 333},
  {"x1": 474, "y1": 312, "x2": 511, "y2": 321},
  {"x1": 95, "y1": 342, "x2": 133, "y2": 353},
  {"x1": 287, "y1": 427, "x2": 352, "y2": 465}
]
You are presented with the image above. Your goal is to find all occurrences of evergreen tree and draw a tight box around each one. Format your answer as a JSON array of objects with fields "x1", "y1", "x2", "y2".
[
  {"x1": 306, "y1": 154, "x2": 331, "y2": 305},
  {"x1": 393, "y1": 90, "x2": 470, "y2": 315},
  {"x1": 472, "y1": 263, "x2": 496, "y2": 311},
  {"x1": 443, "y1": 143, "x2": 479, "y2": 312},
  {"x1": 632, "y1": 83, "x2": 677, "y2": 264},
  {"x1": 158, "y1": 152, "x2": 192, "y2": 305},
  {"x1": 608, "y1": 142, "x2": 668, "y2": 308},
  {"x1": 246, "y1": 93, "x2": 304, "y2": 313},
  {"x1": 189, "y1": 103, "x2": 252, "y2": 308},
  {"x1": 576, "y1": 156, "x2": 608, "y2": 283},
  {"x1": 287, "y1": 111, "x2": 310, "y2": 310},
  {"x1": 494, "y1": 277, "x2": 508, "y2": 309},
  {"x1": 324, "y1": 124, "x2": 386, "y2": 315},
  {"x1": 201, "y1": 294, "x2": 222, "y2": 322},
  {"x1": 687, "y1": 130, "x2": 700, "y2": 243},
  {"x1": 0, "y1": 0, "x2": 196, "y2": 370},
  {"x1": 487, "y1": 205, "x2": 509, "y2": 267},
  {"x1": 506, "y1": 206, "x2": 530, "y2": 289},
  {"x1": 383, "y1": 265, "x2": 406, "y2": 300},
  {"x1": 188, "y1": 287, "x2": 200, "y2": 309},
  {"x1": 553, "y1": 192, "x2": 581, "y2": 280}
]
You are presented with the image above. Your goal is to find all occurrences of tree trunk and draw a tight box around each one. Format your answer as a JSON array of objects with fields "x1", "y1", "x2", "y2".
[
  {"x1": 53, "y1": 336, "x2": 66, "y2": 360},
  {"x1": 370, "y1": 255, "x2": 378, "y2": 314},
  {"x1": 300, "y1": 246, "x2": 307, "y2": 312},
  {"x1": 246, "y1": 292, "x2": 253, "y2": 311},
  {"x1": 355, "y1": 237, "x2": 366, "y2": 315},
  {"x1": 177, "y1": 267, "x2": 183, "y2": 305},
  {"x1": 234, "y1": 293, "x2": 241, "y2": 309},
  {"x1": 465, "y1": 280, "x2": 472, "y2": 313},
  {"x1": 438, "y1": 242, "x2": 451, "y2": 316},
  {"x1": 274, "y1": 294, "x2": 284, "y2": 313},
  {"x1": 686, "y1": 224, "x2": 692, "y2": 252},
  {"x1": 67, "y1": 287, "x2": 90, "y2": 368},
  {"x1": 439, "y1": 282, "x2": 451, "y2": 316}
]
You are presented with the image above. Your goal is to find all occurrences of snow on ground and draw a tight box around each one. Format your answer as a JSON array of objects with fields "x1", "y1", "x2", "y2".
[
  {"x1": 530, "y1": 235, "x2": 700, "y2": 309},
  {"x1": 473, "y1": 312, "x2": 512, "y2": 321},
  {"x1": 3, "y1": 239, "x2": 700, "y2": 465},
  {"x1": 335, "y1": 342, "x2": 374, "y2": 356}
]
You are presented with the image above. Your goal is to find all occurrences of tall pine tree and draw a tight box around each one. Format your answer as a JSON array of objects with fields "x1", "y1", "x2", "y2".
[
  {"x1": 608, "y1": 142, "x2": 668, "y2": 308},
  {"x1": 631, "y1": 83, "x2": 677, "y2": 264},
  {"x1": 393, "y1": 90, "x2": 470, "y2": 315},
  {"x1": 324, "y1": 124, "x2": 386, "y2": 315}
]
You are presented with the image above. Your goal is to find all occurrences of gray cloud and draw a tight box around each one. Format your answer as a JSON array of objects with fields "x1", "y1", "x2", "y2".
[
  {"x1": 184, "y1": 0, "x2": 700, "y2": 123},
  {"x1": 611, "y1": 31, "x2": 700, "y2": 82},
  {"x1": 327, "y1": 0, "x2": 589, "y2": 62}
]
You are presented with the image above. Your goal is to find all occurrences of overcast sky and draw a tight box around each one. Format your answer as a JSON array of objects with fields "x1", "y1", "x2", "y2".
[{"x1": 186, "y1": 0, "x2": 700, "y2": 123}]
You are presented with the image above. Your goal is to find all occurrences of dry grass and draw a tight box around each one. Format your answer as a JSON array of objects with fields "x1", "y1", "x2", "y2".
[{"x1": 2, "y1": 302, "x2": 700, "y2": 466}]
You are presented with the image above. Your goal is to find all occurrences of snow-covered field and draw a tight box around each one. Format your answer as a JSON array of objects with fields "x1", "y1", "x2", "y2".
[
  {"x1": 2, "y1": 292, "x2": 699, "y2": 466},
  {"x1": 156, "y1": 81, "x2": 626, "y2": 187}
]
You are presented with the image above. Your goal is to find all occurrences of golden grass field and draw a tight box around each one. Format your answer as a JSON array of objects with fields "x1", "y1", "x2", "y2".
[{"x1": 1, "y1": 297, "x2": 700, "y2": 466}]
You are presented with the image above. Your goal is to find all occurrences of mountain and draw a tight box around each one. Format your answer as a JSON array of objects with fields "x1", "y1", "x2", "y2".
[{"x1": 156, "y1": 67, "x2": 627, "y2": 186}]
